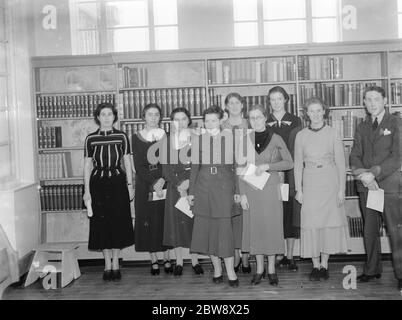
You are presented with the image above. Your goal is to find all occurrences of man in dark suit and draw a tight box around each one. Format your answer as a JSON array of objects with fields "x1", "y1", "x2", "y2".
[{"x1": 350, "y1": 85, "x2": 402, "y2": 292}]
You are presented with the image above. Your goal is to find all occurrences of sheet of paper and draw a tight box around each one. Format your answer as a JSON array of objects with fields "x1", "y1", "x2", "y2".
[
  {"x1": 151, "y1": 189, "x2": 167, "y2": 201},
  {"x1": 241, "y1": 163, "x2": 270, "y2": 190},
  {"x1": 175, "y1": 197, "x2": 194, "y2": 218},
  {"x1": 366, "y1": 188, "x2": 384, "y2": 212},
  {"x1": 280, "y1": 183, "x2": 289, "y2": 201}
]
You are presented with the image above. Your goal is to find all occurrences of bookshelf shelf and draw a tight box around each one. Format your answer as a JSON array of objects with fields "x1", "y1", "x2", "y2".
[
  {"x1": 36, "y1": 89, "x2": 116, "y2": 95},
  {"x1": 330, "y1": 106, "x2": 366, "y2": 110},
  {"x1": 207, "y1": 81, "x2": 296, "y2": 88},
  {"x1": 42, "y1": 210, "x2": 87, "y2": 214},
  {"x1": 41, "y1": 177, "x2": 84, "y2": 182},
  {"x1": 120, "y1": 85, "x2": 205, "y2": 91},
  {"x1": 39, "y1": 147, "x2": 84, "y2": 152},
  {"x1": 37, "y1": 117, "x2": 94, "y2": 121},
  {"x1": 346, "y1": 196, "x2": 359, "y2": 200},
  {"x1": 298, "y1": 77, "x2": 387, "y2": 84},
  {"x1": 342, "y1": 138, "x2": 354, "y2": 141},
  {"x1": 120, "y1": 116, "x2": 204, "y2": 123}
]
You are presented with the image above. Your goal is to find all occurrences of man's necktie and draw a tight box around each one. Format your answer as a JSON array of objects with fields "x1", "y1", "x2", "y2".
[{"x1": 372, "y1": 117, "x2": 378, "y2": 130}]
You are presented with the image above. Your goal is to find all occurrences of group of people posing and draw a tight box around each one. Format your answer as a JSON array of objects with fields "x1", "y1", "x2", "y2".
[{"x1": 83, "y1": 85, "x2": 402, "y2": 292}]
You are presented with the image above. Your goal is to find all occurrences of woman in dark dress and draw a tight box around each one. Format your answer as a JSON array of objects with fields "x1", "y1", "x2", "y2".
[
  {"x1": 132, "y1": 103, "x2": 172, "y2": 275},
  {"x1": 161, "y1": 107, "x2": 203, "y2": 276},
  {"x1": 188, "y1": 106, "x2": 241, "y2": 287},
  {"x1": 266, "y1": 86, "x2": 302, "y2": 271},
  {"x1": 83, "y1": 102, "x2": 134, "y2": 282}
]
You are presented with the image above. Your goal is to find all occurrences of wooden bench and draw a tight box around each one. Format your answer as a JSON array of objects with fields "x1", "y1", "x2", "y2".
[{"x1": 24, "y1": 242, "x2": 81, "y2": 289}]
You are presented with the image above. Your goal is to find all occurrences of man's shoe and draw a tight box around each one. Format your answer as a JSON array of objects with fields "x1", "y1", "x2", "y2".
[
  {"x1": 357, "y1": 273, "x2": 381, "y2": 282},
  {"x1": 397, "y1": 279, "x2": 402, "y2": 293}
]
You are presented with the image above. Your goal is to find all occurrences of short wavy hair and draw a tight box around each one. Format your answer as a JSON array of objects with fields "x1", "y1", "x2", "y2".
[
  {"x1": 94, "y1": 102, "x2": 118, "y2": 126},
  {"x1": 301, "y1": 97, "x2": 330, "y2": 121}
]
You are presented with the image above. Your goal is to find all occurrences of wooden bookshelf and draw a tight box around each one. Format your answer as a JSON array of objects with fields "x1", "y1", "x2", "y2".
[{"x1": 32, "y1": 40, "x2": 402, "y2": 260}]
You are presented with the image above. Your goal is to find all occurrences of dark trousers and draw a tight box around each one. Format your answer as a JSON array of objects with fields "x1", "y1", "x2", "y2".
[{"x1": 359, "y1": 192, "x2": 402, "y2": 279}]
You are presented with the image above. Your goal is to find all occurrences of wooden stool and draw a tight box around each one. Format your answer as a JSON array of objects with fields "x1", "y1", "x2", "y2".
[{"x1": 24, "y1": 242, "x2": 81, "y2": 288}]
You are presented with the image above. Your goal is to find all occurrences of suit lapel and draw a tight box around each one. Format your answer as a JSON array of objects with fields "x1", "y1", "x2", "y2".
[{"x1": 362, "y1": 117, "x2": 375, "y2": 144}]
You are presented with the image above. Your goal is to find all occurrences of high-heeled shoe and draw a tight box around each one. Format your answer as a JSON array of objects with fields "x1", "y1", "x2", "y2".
[
  {"x1": 192, "y1": 264, "x2": 204, "y2": 275},
  {"x1": 103, "y1": 270, "x2": 112, "y2": 281},
  {"x1": 234, "y1": 258, "x2": 242, "y2": 273},
  {"x1": 163, "y1": 260, "x2": 173, "y2": 274},
  {"x1": 173, "y1": 265, "x2": 183, "y2": 276},
  {"x1": 228, "y1": 278, "x2": 239, "y2": 287},
  {"x1": 111, "y1": 269, "x2": 121, "y2": 281},
  {"x1": 241, "y1": 263, "x2": 251, "y2": 274},
  {"x1": 267, "y1": 273, "x2": 279, "y2": 286},
  {"x1": 151, "y1": 262, "x2": 160, "y2": 275},
  {"x1": 251, "y1": 270, "x2": 266, "y2": 285},
  {"x1": 212, "y1": 275, "x2": 223, "y2": 284}
]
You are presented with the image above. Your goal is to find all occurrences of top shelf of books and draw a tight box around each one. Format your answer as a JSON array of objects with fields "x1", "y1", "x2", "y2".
[
  {"x1": 35, "y1": 65, "x2": 116, "y2": 93},
  {"x1": 118, "y1": 60, "x2": 206, "y2": 89}
]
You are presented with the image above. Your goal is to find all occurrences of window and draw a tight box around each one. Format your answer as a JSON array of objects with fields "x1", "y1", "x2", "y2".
[
  {"x1": 399, "y1": 0, "x2": 402, "y2": 38},
  {"x1": 0, "y1": 0, "x2": 13, "y2": 182},
  {"x1": 70, "y1": 0, "x2": 178, "y2": 54},
  {"x1": 263, "y1": 0, "x2": 307, "y2": 45},
  {"x1": 233, "y1": 0, "x2": 259, "y2": 46},
  {"x1": 311, "y1": 0, "x2": 341, "y2": 43},
  {"x1": 233, "y1": 0, "x2": 341, "y2": 47}
]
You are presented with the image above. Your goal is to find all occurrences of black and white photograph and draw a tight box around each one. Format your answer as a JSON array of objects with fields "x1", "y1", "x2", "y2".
[{"x1": 1, "y1": 0, "x2": 402, "y2": 307}]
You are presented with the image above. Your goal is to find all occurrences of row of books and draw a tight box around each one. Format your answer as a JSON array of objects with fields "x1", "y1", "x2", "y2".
[
  {"x1": 40, "y1": 184, "x2": 84, "y2": 211},
  {"x1": 38, "y1": 126, "x2": 62, "y2": 149},
  {"x1": 298, "y1": 56, "x2": 344, "y2": 80},
  {"x1": 329, "y1": 112, "x2": 365, "y2": 139},
  {"x1": 37, "y1": 94, "x2": 115, "y2": 118},
  {"x1": 122, "y1": 122, "x2": 171, "y2": 147},
  {"x1": 347, "y1": 217, "x2": 364, "y2": 238},
  {"x1": 208, "y1": 91, "x2": 298, "y2": 117},
  {"x1": 121, "y1": 87, "x2": 207, "y2": 119},
  {"x1": 345, "y1": 174, "x2": 358, "y2": 196},
  {"x1": 390, "y1": 82, "x2": 402, "y2": 105},
  {"x1": 208, "y1": 58, "x2": 296, "y2": 85},
  {"x1": 299, "y1": 82, "x2": 380, "y2": 108},
  {"x1": 38, "y1": 153, "x2": 72, "y2": 180},
  {"x1": 120, "y1": 66, "x2": 148, "y2": 88}
]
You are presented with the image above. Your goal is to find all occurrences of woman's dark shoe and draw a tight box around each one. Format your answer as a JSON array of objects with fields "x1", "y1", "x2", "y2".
[
  {"x1": 103, "y1": 270, "x2": 112, "y2": 281},
  {"x1": 309, "y1": 268, "x2": 321, "y2": 281},
  {"x1": 251, "y1": 270, "x2": 266, "y2": 285},
  {"x1": 267, "y1": 273, "x2": 279, "y2": 286},
  {"x1": 163, "y1": 260, "x2": 173, "y2": 274},
  {"x1": 192, "y1": 264, "x2": 204, "y2": 275},
  {"x1": 173, "y1": 265, "x2": 183, "y2": 276},
  {"x1": 241, "y1": 263, "x2": 251, "y2": 274},
  {"x1": 212, "y1": 275, "x2": 223, "y2": 284},
  {"x1": 111, "y1": 269, "x2": 121, "y2": 281},
  {"x1": 319, "y1": 267, "x2": 329, "y2": 280},
  {"x1": 228, "y1": 278, "x2": 239, "y2": 287},
  {"x1": 277, "y1": 256, "x2": 290, "y2": 267},
  {"x1": 151, "y1": 262, "x2": 160, "y2": 276},
  {"x1": 234, "y1": 258, "x2": 242, "y2": 273},
  {"x1": 288, "y1": 259, "x2": 298, "y2": 271}
]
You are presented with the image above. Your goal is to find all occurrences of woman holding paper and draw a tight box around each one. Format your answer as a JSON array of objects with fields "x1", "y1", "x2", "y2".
[
  {"x1": 161, "y1": 107, "x2": 204, "y2": 276},
  {"x1": 238, "y1": 104, "x2": 293, "y2": 286},
  {"x1": 222, "y1": 92, "x2": 251, "y2": 274},
  {"x1": 132, "y1": 103, "x2": 173, "y2": 275},
  {"x1": 188, "y1": 106, "x2": 241, "y2": 287},
  {"x1": 83, "y1": 102, "x2": 134, "y2": 281},
  {"x1": 294, "y1": 97, "x2": 348, "y2": 282},
  {"x1": 267, "y1": 86, "x2": 302, "y2": 271}
]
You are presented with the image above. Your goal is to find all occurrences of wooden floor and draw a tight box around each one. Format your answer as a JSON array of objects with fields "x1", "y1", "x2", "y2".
[{"x1": 3, "y1": 259, "x2": 402, "y2": 300}]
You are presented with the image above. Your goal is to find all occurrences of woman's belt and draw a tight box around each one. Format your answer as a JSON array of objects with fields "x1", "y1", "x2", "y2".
[{"x1": 304, "y1": 161, "x2": 335, "y2": 169}]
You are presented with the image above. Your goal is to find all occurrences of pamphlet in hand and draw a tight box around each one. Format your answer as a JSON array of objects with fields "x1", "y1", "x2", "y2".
[
  {"x1": 175, "y1": 196, "x2": 194, "y2": 218},
  {"x1": 149, "y1": 189, "x2": 167, "y2": 201},
  {"x1": 241, "y1": 163, "x2": 270, "y2": 190},
  {"x1": 367, "y1": 188, "x2": 384, "y2": 212}
]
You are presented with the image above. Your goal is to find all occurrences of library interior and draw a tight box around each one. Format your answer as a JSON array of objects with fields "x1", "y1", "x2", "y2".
[{"x1": 1, "y1": 0, "x2": 402, "y2": 301}]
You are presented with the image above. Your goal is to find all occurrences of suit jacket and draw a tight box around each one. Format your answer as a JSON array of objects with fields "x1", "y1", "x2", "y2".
[{"x1": 350, "y1": 112, "x2": 402, "y2": 194}]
